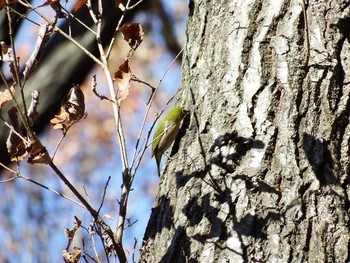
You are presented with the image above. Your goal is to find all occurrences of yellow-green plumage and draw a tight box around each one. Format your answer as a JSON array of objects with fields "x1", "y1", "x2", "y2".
[{"x1": 152, "y1": 107, "x2": 188, "y2": 177}]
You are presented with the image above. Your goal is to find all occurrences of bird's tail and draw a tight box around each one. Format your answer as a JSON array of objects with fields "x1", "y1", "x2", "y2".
[{"x1": 156, "y1": 153, "x2": 162, "y2": 177}]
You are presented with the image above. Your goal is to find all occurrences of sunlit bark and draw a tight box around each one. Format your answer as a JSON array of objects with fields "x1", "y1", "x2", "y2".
[{"x1": 139, "y1": 1, "x2": 350, "y2": 262}]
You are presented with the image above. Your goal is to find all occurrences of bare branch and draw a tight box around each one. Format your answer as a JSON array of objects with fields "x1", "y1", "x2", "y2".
[
  {"x1": 130, "y1": 46, "x2": 184, "y2": 175},
  {"x1": 91, "y1": 74, "x2": 114, "y2": 103},
  {"x1": 0, "y1": 162, "x2": 18, "y2": 175},
  {"x1": 98, "y1": 176, "x2": 111, "y2": 213}
]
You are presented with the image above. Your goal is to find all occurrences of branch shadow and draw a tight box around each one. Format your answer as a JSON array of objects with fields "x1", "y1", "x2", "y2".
[
  {"x1": 142, "y1": 127, "x2": 286, "y2": 262},
  {"x1": 302, "y1": 133, "x2": 338, "y2": 185}
]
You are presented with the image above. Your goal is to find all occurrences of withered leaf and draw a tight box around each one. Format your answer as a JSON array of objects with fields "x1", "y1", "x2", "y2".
[
  {"x1": 120, "y1": 23, "x2": 144, "y2": 50},
  {"x1": 62, "y1": 247, "x2": 81, "y2": 263},
  {"x1": 71, "y1": 0, "x2": 87, "y2": 14},
  {"x1": 74, "y1": 216, "x2": 82, "y2": 227},
  {"x1": 64, "y1": 216, "x2": 82, "y2": 256},
  {"x1": 39, "y1": 0, "x2": 64, "y2": 18},
  {"x1": 27, "y1": 90, "x2": 40, "y2": 121},
  {"x1": 27, "y1": 138, "x2": 51, "y2": 164},
  {"x1": 102, "y1": 231, "x2": 114, "y2": 257},
  {"x1": 0, "y1": 85, "x2": 15, "y2": 108},
  {"x1": 115, "y1": 0, "x2": 124, "y2": 10},
  {"x1": 0, "y1": 41, "x2": 14, "y2": 62},
  {"x1": 114, "y1": 59, "x2": 131, "y2": 104},
  {"x1": 6, "y1": 107, "x2": 27, "y2": 161},
  {"x1": 23, "y1": 24, "x2": 54, "y2": 80},
  {"x1": 50, "y1": 85, "x2": 85, "y2": 133}
]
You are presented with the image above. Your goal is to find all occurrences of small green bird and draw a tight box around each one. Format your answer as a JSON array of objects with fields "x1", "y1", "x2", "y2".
[{"x1": 152, "y1": 107, "x2": 188, "y2": 177}]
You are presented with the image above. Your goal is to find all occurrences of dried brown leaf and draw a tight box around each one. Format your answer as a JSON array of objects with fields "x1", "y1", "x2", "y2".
[
  {"x1": 115, "y1": 0, "x2": 124, "y2": 10},
  {"x1": 120, "y1": 23, "x2": 144, "y2": 50},
  {"x1": 9, "y1": 62, "x2": 17, "y2": 82},
  {"x1": 0, "y1": 41, "x2": 14, "y2": 62},
  {"x1": 50, "y1": 85, "x2": 85, "y2": 133},
  {"x1": 102, "y1": 230, "x2": 114, "y2": 257},
  {"x1": 23, "y1": 24, "x2": 54, "y2": 80},
  {"x1": 27, "y1": 138, "x2": 51, "y2": 164},
  {"x1": 6, "y1": 107, "x2": 27, "y2": 161},
  {"x1": 71, "y1": 0, "x2": 87, "y2": 14},
  {"x1": 114, "y1": 59, "x2": 131, "y2": 104},
  {"x1": 64, "y1": 216, "x2": 82, "y2": 255},
  {"x1": 62, "y1": 247, "x2": 81, "y2": 263},
  {"x1": 74, "y1": 216, "x2": 82, "y2": 227},
  {"x1": 39, "y1": 0, "x2": 64, "y2": 18},
  {"x1": 27, "y1": 90, "x2": 40, "y2": 121},
  {"x1": 0, "y1": 85, "x2": 15, "y2": 108}
]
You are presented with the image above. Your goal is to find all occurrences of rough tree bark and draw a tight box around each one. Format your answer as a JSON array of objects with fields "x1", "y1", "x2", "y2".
[{"x1": 139, "y1": 0, "x2": 350, "y2": 262}]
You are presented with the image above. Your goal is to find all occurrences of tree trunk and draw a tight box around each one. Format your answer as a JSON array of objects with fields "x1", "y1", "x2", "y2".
[{"x1": 139, "y1": 0, "x2": 350, "y2": 262}]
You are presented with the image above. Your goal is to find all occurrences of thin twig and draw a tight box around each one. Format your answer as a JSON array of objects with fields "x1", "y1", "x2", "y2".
[
  {"x1": 91, "y1": 74, "x2": 115, "y2": 103},
  {"x1": 130, "y1": 86, "x2": 181, "y2": 178},
  {"x1": 106, "y1": 0, "x2": 145, "y2": 59},
  {"x1": 23, "y1": 174, "x2": 86, "y2": 208},
  {"x1": 52, "y1": 132, "x2": 66, "y2": 160},
  {"x1": 98, "y1": 176, "x2": 111, "y2": 213},
  {"x1": 61, "y1": 5, "x2": 97, "y2": 35},
  {"x1": 5, "y1": 3, "x2": 35, "y2": 139},
  {"x1": 90, "y1": 231, "x2": 102, "y2": 263},
  {"x1": 127, "y1": 0, "x2": 144, "y2": 10},
  {"x1": 0, "y1": 175, "x2": 18, "y2": 183},
  {"x1": 131, "y1": 75, "x2": 156, "y2": 91},
  {"x1": 86, "y1": 0, "x2": 98, "y2": 24},
  {"x1": 0, "y1": 69, "x2": 10, "y2": 88},
  {"x1": 93, "y1": 2, "x2": 128, "y2": 262},
  {"x1": 96, "y1": 4, "x2": 130, "y2": 257},
  {"x1": 48, "y1": 160, "x2": 99, "y2": 218},
  {"x1": 18, "y1": 0, "x2": 103, "y2": 66},
  {"x1": 130, "y1": 46, "x2": 184, "y2": 175},
  {"x1": 0, "y1": 169, "x2": 86, "y2": 208},
  {"x1": 8, "y1": 6, "x2": 41, "y2": 26},
  {"x1": 132, "y1": 238, "x2": 138, "y2": 263},
  {"x1": 1, "y1": 17, "x2": 34, "y2": 142},
  {"x1": 158, "y1": 46, "x2": 184, "y2": 92},
  {"x1": 0, "y1": 115, "x2": 30, "y2": 144},
  {"x1": 0, "y1": 162, "x2": 18, "y2": 175},
  {"x1": 49, "y1": 159, "x2": 124, "y2": 261}
]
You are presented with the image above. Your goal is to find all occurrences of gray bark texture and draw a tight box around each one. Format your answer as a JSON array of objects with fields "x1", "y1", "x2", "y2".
[{"x1": 139, "y1": 0, "x2": 350, "y2": 262}]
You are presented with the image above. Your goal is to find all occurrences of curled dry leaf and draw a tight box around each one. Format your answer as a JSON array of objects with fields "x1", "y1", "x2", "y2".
[
  {"x1": 103, "y1": 213, "x2": 114, "y2": 221},
  {"x1": 27, "y1": 138, "x2": 51, "y2": 164},
  {"x1": 0, "y1": 41, "x2": 14, "y2": 62},
  {"x1": 120, "y1": 23, "x2": 144, "y2": 50},
  {"x1": 64, "y1": 217, "x2": 81, "y2": 240},
  {"x1": 23, "y1": 24, "x2": 55, "y2": 80},
  {"x1": 102, "y1": 231, "x2": 114, "y2": 257},
  {"x1": 27, "y1": 90, "x2": 40, "y2": 121},
  {"x1": 62, "y1": 247, "x2": 81, "y2": 263},
  {"x1": 6, "y1": 107, "x2": 50, "y2": 163},
  {"x1": 115, "y1": 0, "x2": 125, "y2": 11},
  {"x1": 65, "y1": 216, "x2": 82, "y2": 237},
  {"x1": 114, "y1": 59, "x2": 131, "y2": 104},
  {"x1": 39, "y1": 0, "x2": 64, "y2": 18},
  {"x1": 50, "y1": 85, "x2": 86, "y2": 133},
  {"x1": 6, "y1": 107, "x2": 27, "y2": 161},
  {"x1": 0, "y1": 84, "x2": 15, "y2": 108},
  {"x1": 71, "y1": 0, "x2": 87, "y2": 14}
]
